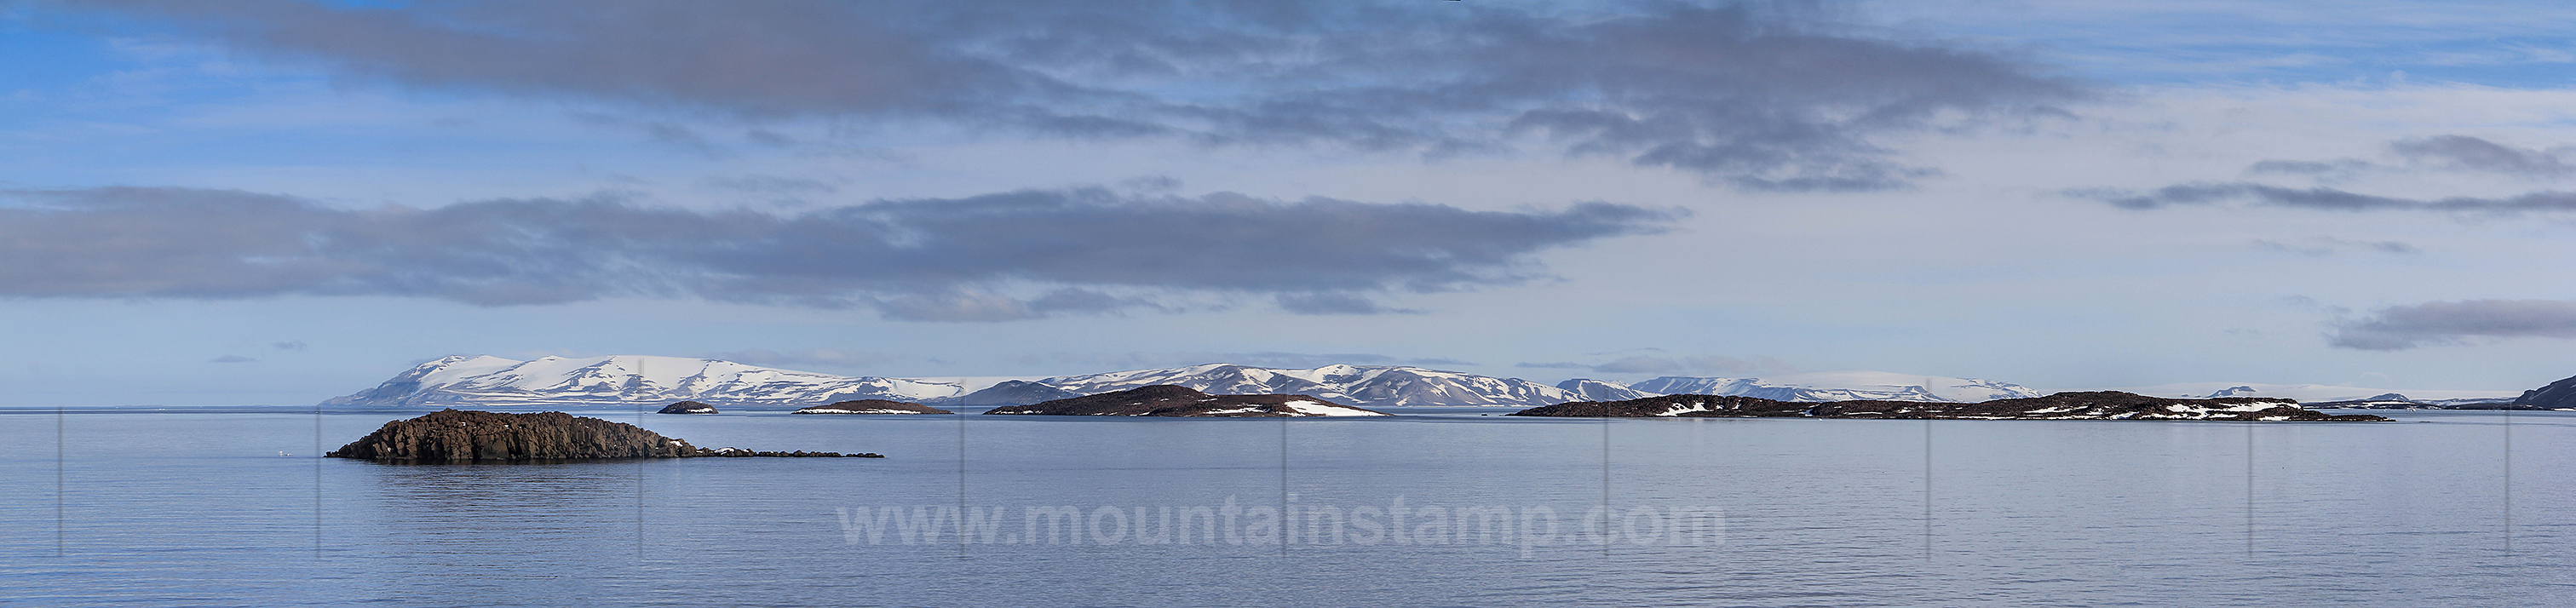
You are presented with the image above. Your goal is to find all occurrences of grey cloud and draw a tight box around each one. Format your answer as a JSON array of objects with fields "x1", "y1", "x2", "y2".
[
  {"x1": 2244, "y1": 158, "x2": 2375, "y2": 178},
  {"x1": 48, "y1": 0, "x2": 2089, "y2": 190},
  {"x1": 0, "y1": 186, "x2": 1674, "y2": 319},
  {"x1": 210, "y1": 355, "x2": 256, "y2": 363},
  {"x1": 272, "y1": 340, "x2": 308, "y2": 351},
  {"x1": 2330, "y1": 299, "x2": 2576, "y2": 350},
  {"x1": 644, "y1": 121, "x2": 722, "y2": 155},
  {"x1": 566, "y1": 112, "x2": 729, "y2": 155},
  {"x1": 2251, "y1": 241, "x2": 2327, "y2": 256},
  {"x1": 702, "y1": 175, "x2": 841, "y2": 194},
  {"x1": 867, "y1": 288, "x2": 1160, "y2": 321},
  {"x1": 744, "y1": 129, "x2": 802, "y2": 147},
  {"x1": 2240, "y1": 135, "x2": 2573, "y2": 182},
  {"x1": 1274, "y1": 292, "x2": 1417, "y2": 316},
  {"x1": 1593, "y1": 356, "x2": 1692, "y2": 375},
  {"x1": 2251, "y1": 237, "x2": 2418, "y2": 256},
  {"x1": 2078, "y1": 182, "x2": 2576, "y2": 213},
  {"x1": 2389, "y1": 135, "x2": 2576, "y2": 178},
  {"x1": 1026, "y1": 288, "x2": 1160, "y2": 314},
  {"x1": 870, "y1": 291, "x2": 1044, "y2": 322}
]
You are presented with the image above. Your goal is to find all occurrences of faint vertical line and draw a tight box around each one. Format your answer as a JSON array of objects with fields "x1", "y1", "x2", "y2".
[
  {"x1": 1922, "y1": 418, "x2": 1933, "y2": 561},
  {"x1": 1601, "y1": 413, "x2": 1611, "y2": 557},
  {"x1": 1279, "y1": 416, "x2": 1289, "y2": 558},
  {"x1": 315, "y1": 401, "x2": 325, "y2": 559},
  {"x1": 56, "y1": 404, "x2": 66, "y2": 557},
  {"x1": 636, "y1": 399, "x2": 646, "y2": 560},
  {"x1": 2245, "y1": 421, "x2": 2255, "y2": 559},
  {"x1": 957, "y1": 410, "x2": 968, "y2": 558},
  {"x1": 2503, "y1": 405, "x2": 2514, "y2": 554}
]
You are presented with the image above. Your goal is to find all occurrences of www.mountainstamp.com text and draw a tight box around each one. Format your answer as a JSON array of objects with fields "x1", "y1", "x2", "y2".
[{"x1": 838, "y1": 496, "x2": 1723, "y2": 557}]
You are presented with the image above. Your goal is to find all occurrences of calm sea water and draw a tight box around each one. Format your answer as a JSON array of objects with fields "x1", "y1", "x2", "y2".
[{"x1": 2, "y1": 406, "x2": 2569, "y2": 607}]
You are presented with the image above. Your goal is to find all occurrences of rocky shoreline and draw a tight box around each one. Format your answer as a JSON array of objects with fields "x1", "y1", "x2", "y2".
[
  {"x1": 985, "y1": 385, "x2": 1389, "y2": 416},
  {"x1": 325, "y1": 409, "x2": 883, "y2": 462},
  {"x1": 1508, "y1": 391, "x2": 2392, "y2": 422}
]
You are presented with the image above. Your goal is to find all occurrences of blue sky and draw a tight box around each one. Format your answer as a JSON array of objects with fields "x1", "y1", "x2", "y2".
[{"x1": 4, "y1": 0, "x2": 2574, "y2": 405}]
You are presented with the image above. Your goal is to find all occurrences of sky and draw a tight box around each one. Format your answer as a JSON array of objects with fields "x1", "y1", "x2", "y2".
[{"x1": 3, "y1": 0, "x2": 2574, "y2": 406}]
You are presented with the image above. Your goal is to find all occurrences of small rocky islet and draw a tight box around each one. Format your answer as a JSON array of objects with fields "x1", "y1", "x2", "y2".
[
  {"x1": 657, "y1": 400, "x2": 718, "y2": 414},
  {"x1": 325, "y1": 409, "x2": 883, "y2": 462}
]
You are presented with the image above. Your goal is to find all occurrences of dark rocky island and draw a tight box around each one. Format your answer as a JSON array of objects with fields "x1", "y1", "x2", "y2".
[
  {"x1": 984, "y1": 385, "x2": 1389, "y2": 416},
  {"x1": 658, "y1": 400, "x2": 718, "y2": 414},
  {"x1": 326, "y1": 409, "x2": 883, "y2": 462},
  {"x1": 792, "y1": 399, "x2": 953, "y2": 415},
  {"x1": 950, "y1": 380, "x2": 1083, "y2": 406},
  {"x1": 1509, "y1": 391, "x2": 2390, "y2": 422},
  {"x1": 2512, "y1": 374, "x2": 2576, "y2": 410},
  {"x1": 2301, "y1": 393, "x2": 2521, "y2": 410}
]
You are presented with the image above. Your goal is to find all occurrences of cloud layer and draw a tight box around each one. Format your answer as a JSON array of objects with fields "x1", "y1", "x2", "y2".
[
  {"x1": 0, "y1": 186, "x2": 1676, "y2": 320},
  {"x1": 50, "y1": 0, "x2": 2087, "y2": 190},
  {"x1": 2331, "y1": 299, "x2": 2576, "y2": 350},
  {"x1": 2106, "y1": 135, "x2": 2576, "y2": 215},
  {"x1": 2388, "y1": 135, "x2": 2576, "y2": 179},
  {"x1": 2080, "y1": 182, "x2": 2576, "y2": 213}
]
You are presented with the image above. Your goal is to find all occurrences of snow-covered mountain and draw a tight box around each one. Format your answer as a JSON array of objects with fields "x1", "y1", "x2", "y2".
[
  {"x1": 1618, "y1": 371, "x2": 2043, "y2": 403},
  {"x1": 1037, "y1": 364, "x2": 1578, "y2": 408},
  {"x1": 321, "y1": 356, "x2": 2055, "y2": 410},
  {"x1": 321, "y1": 355, "x2": 964, "y2": 409},
  {"x1": 1555, "y1": 378, "x2": 1656, "y2": 402}
]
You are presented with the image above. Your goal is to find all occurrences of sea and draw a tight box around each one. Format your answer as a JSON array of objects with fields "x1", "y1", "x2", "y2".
[{"x1": 2, "y1": 405, "x2": 2568, "y2": 607}]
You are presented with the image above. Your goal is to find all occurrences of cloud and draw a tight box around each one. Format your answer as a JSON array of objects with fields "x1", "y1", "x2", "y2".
[
  {"x1": 2243, "y1": 158, "x2": 2375, "y2": 178},
  {"x1": 1516, "y1": 353, "x2": 1795, "y2": 376},
  {"x1": 2074, "y1": 182, "x2": 2576, "y2": 213},
  {"x1": 2240, "y1": 135, "x2": 2576, "y2": 183},
  {"x1": 702, "y1": 175, "x2": 840, "y2": 194},
  {"x1": 272, "y1": 340, "x2": 307, "y2": 351},
  {"x1": 1274, "y1": 292, "x2": 1417, "y2": 316},
  {"x1": 2251, "y1": 237, "x2": 2418, "y2": 256},
  {"x1": 1515, "y1": 362, "x2": 1590, "y2": 369},
  {"x1": 2389, "y1": 135, "x2": 2576, "y2": 178},
  {"x1": 0, "y1": 186, "x2": 1675, "y2": 319},
  {"x1": 44, "y1": 0, "x2": 2090, "y2": 190},
  {"x1": 2329, "y1": 299, "x2": 2576, "y2": 350},
  {"x1": 209, "y1": 355, "x2": 257, "y2": 363}
]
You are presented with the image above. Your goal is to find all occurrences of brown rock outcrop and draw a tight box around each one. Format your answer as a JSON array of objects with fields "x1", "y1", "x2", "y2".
[{"x1": 325, "y1": 409, "x2": 885, "y2": 462}]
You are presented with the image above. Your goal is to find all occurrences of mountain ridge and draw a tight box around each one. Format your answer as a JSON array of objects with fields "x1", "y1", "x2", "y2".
[
  {"x1": 320, "y1": 354, "x2": 965, "y2": 409},
  {"x1": 316, "y1": 354, "x2": 2567, "y2": 411}
]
